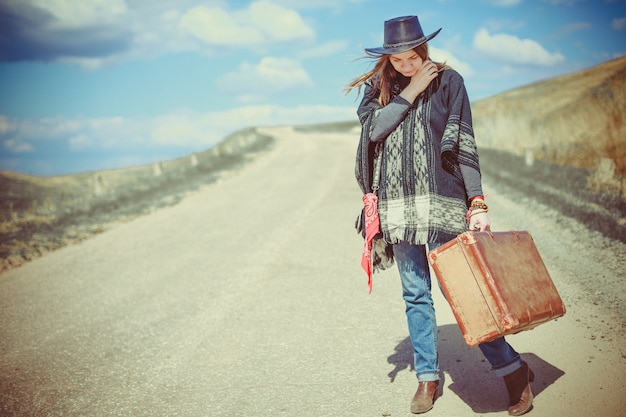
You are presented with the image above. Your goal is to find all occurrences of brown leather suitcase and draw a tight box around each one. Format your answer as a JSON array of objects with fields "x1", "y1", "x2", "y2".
[{"x1": 428, "y1": 231, "x2": 566, "y2": 346}]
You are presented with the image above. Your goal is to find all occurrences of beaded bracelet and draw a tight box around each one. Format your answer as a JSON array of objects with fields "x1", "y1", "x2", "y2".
[
  {"x1": 466, "y1": 200, "x2": 489, "y2": 222},
  {"x1": 470, "y1": 200, "x2": 489, "y2": 210},
  {"x1": 469, "y1": 208, "x2": 488, "y2": 217},
  {"x1": 466, "y1": 208, "x2": 488, "y2": 222}
]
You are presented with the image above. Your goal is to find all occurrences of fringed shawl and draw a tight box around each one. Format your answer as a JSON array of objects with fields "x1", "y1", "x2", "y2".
[{"x1": 355, "y1": 69, "x2": 481, "y2": 271}]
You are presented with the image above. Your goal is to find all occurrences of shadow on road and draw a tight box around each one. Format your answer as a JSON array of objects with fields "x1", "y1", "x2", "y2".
[{"x1": 387, "y1": 324, "x2": 565, "y2": 413}]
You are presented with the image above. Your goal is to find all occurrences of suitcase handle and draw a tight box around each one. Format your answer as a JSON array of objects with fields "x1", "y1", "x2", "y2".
[{"x1": 463, "y1": 231, "x2": 524, "y2": 242}]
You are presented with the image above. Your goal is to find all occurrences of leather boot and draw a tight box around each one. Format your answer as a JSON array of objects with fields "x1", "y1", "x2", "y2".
[
  {"x1": 410, "y1": 381, "x2": 439, "y2": 414},
  {"x1": 503, "y1": 361, "x2": 535, "y2": 416}
]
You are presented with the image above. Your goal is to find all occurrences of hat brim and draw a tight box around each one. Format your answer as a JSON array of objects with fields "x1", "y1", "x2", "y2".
[{"x1": 365, "y1": 28, "x2": 442, "y2": 55}]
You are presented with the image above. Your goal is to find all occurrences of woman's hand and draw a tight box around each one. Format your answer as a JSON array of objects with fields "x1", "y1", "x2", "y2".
[
  {"x1": 469, "y1": 211, "x2": 491, "y2": 232},
  {"x1": 400, "y1": 60, "x2": 439, "y2": 103}
]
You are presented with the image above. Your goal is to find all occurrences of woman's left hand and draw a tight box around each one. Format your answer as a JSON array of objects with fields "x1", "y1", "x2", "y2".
[{"x1": 469, "y1": 211, "x2": 491, "y2": 232}]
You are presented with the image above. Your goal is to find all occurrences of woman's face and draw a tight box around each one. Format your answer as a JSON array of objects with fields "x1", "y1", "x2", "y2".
[{"x1": 389, "y1": 49, "x2": 423, "y2": 77}]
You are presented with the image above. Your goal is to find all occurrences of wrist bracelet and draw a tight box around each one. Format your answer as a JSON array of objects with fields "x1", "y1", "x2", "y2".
[
  {"x1": 466, "y1": 207, "x2": 488, "y2": 222},
  {"x1": 470, "y1": 201, "x2": 489, "y2": 210}
]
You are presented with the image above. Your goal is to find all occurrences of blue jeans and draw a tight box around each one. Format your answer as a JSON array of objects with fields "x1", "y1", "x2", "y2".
[{"x1": 394, "y1": 240, "x2": 522, "y2": 382}]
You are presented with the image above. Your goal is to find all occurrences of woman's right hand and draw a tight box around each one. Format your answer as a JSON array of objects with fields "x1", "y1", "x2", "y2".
[{"x1": 400, "y1": 60, "x2": 439, "y2": 103}]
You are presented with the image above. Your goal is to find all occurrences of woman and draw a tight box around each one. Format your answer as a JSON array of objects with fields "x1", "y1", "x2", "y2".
[{"x1": 345, "y1": 16, "x2": 534, "y2": 416}]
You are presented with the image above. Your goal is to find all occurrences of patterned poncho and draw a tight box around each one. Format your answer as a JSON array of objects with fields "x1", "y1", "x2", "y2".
[{"x1": 355, "y1": 69, "x2": 481, "y2": 262}]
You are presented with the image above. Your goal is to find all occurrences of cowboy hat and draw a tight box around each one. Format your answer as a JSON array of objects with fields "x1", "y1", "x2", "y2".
[{"x1": 365, "y1": 15, "x2": 441, "y2": 55}]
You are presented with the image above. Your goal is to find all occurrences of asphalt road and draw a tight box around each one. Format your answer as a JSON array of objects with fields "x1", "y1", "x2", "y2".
[{"x1": 1, "y1": 127, "x2": 624, "y2": 416}]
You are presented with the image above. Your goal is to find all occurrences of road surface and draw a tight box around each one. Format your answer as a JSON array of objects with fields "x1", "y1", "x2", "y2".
[{"x1": 1, "y1": 127, "x2": 624, "y2": 416}]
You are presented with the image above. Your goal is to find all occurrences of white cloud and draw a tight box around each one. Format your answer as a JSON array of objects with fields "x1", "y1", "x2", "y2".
[
  {"x1": 485, "y1": 0, "x2": 522, "y2": 6},
  {"x1": 542, "y1": 0, "x2": 585, "y2": 5},
  {"x1": 146, "y1": 105, "x2": 356, "y2": 146},
  {"x1": 13, "y1": 117, "x2": 79, "y2": 140},
  {"x1": 267, "y1": 0, "x2": 344, "y2": 9},
  {"x1": 68, "y1": 134, "x2": 92, "y2": 151},
  {"x1": 59, "y1": 57, "x2": 112, "y2": 70},
  {"x1": 613, "y1": 17, "x2": 626, "y2": 31},
  {"x1": 429, "y1": 46, "x2": 474, "y2": 77},
  {"x1": 248, "y1": 1, "x2": 315, "y2": 42},
  {"x1": 0, "y1": 115, "x2": 14, "y2": 135},
  {"x1": 298, "y1": 40, "x2": 349, "y2": 58},
  {"x1": 256, "y1": 57, "x2": 311, "y2": 83},
  {"x1": 473, "y1": 28, "x2": 565, "y2": 66},
  {"x1": 4, "y1": 139, "x2": 34, "y2": 153},
  {"x1": 217, "y1": 57, "x2": 314, "y2": 101},
  {"x1": 150, "y1": 113, "x2": 221, "y2": 147},
  {"x1": 179, "y1": 1, "x2": 314, "y2": 48},
  {"x1": 179, "y1": 6, "x2": 262, "y2": 46}
]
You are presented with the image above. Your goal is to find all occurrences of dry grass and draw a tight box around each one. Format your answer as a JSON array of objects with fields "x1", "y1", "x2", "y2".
[{"x1": 472, "y1": 55, "x2": 626, "y2": 181}]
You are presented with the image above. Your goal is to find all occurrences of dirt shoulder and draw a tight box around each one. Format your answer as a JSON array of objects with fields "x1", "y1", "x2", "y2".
[{"x1": 0, "y1": 129, "x2": 275, "y2": 273}]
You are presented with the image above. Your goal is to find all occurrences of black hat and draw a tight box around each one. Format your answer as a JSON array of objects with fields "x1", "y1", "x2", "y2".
[{"x1": 365, "y1": 16, "x2": 441, "y2": 55}]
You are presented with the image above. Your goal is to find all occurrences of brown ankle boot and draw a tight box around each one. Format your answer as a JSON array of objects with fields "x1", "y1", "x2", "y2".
[
  {"x1": 410, "y1": 381, "x2": 439, "y2": 414},
  {"x1": 503, "y1": 361, "x2": 535, "y2": 416}
]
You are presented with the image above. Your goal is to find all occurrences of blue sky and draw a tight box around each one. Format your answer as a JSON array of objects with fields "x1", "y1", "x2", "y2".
[{"x1": 1, "y1": 0, "x2": 625, "y2": 176}]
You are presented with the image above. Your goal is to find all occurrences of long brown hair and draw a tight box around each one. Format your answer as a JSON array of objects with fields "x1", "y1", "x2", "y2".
[{"x1": 344, "y1": 43, "x2": 449, "y2": 106}]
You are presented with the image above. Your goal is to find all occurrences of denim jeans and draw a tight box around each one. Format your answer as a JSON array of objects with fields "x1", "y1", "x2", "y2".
[{"x1": 394, "y1": 240, "x2": 522, "y2": 382}]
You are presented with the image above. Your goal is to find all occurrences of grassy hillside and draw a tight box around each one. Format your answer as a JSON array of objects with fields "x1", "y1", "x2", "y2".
[{"x1": 472, "y1": 55, "x2": 626, "y2": 180}]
